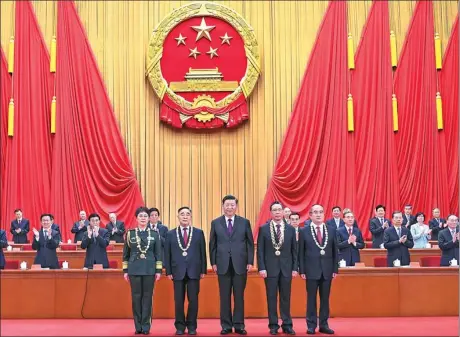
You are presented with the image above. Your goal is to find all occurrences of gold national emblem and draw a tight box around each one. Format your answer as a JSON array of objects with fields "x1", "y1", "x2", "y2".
[{"x1": 146, "y1": 2, "x2": 260, "y2": 129}]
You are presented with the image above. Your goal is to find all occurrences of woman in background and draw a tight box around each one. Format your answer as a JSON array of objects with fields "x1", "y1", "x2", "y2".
[{"x1": 410, "y1": 212, "x2": 431, "y2": 248}]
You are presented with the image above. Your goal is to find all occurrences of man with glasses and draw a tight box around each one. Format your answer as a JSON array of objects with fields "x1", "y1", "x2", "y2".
[
  {"x1": 336, "y1": 211, "x2": 364, "y2": 266},
  {"x1": 383, "y1": 211, "x2": 414, "y2": 267}
]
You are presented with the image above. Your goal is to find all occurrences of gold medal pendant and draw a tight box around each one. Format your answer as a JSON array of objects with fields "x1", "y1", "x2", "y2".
[
  {"x1": 182, "y1": 251, "x2": 188, "y2": 257},
  {"x1": 275, "y1": 250, "x2": 281, "y2": 256},
  {"x1": 140, "y1": 253, "x2": 146, "y2": 259}
]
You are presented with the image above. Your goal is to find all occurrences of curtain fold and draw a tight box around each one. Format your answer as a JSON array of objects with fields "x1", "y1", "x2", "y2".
[
  {"x1": 254, "y1": 1, "x2": 353, "y2": 237},
  {"x1": 440, "y1": 16, "x2": 459, "y2": 214},
  {"x1": 351, "y1": 0, "x2": 400, "y2": 239},
  {"x1": 1, "y1": 1, "x2": 54, "y2": 239},
  {"x1": 0, "y1": 48, "x2": 11, "y2": 228},
  {"x1": 50, "y1": 1, "x2": 144, "y2": 240},
  {"x1": 394, "y1": 0, "x2": 450, "y2": 218}
]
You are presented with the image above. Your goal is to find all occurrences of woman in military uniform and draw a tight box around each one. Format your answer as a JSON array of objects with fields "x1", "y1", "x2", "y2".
[{"x1": 123, "y1": 206, "x2": 162, "y2": 335}]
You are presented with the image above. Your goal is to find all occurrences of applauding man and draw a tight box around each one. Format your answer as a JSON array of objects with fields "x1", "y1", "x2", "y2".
[
  {"x1": 81, "y1": 213, "x2": 110, "y2": 269},
  {"x1": 165, "y1": 207, "x2": 207, "y2": 335},
  {"x1": 257, "y1": 201, "x2": 297, "y2": 335},
  {"x1": 32, "y1": 214, "x2": 61, "y2": 269}
]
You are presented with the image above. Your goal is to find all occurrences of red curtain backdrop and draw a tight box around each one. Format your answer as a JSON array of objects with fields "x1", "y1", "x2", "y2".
[
  {"x1": 350, "y1": 0, "x2": 400, "y2": 239},
  {"x1": 254, "y1": 1, "x2": 353, "y2": 237},
  {"x1": 394, "y1": 0, "x2": 450, "y2": 218},
  {"x1": 1, "y1": 1, "x2": 54, "y2": 239},
  {"x1": 440, "y1": 16, "x2": 459, "y2": 215},
  {"x1": 50, "y1": 1, "x2": 144, "y2": 240},
  {"x1": 0, "y1": 49, "x2": 11, "y2": 228}
]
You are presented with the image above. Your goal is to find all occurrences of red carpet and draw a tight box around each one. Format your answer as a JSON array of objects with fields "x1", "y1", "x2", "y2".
[{"x1": 0, "y1": 318, "x2": 457, "y2": 336}]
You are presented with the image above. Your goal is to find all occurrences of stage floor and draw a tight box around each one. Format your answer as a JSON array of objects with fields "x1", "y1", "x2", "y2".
[{"x1": 0, "y1": 317, "x2": 457, "y2": 336}]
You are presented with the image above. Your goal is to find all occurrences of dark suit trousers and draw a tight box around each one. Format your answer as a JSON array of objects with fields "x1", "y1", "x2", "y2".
[
  {"x1": 264, "y1": 273, "x2": 293, "y2": 329},
  {"x1": 217, "y1": 257, "x2": 247, "y2": 330},
  {"x1": 129, "y1": 275, "x2": 155, "y2": 332},
  {"x1": 306, "y1": 275, "x2": 332, "y2": 329},
  {"x1": 173, "y1": 274, "x2": 200, "y2": 331}
]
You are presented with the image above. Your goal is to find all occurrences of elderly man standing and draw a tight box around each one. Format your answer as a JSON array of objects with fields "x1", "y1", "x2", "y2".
[{"x1": 106, "y1": 213, "x2": 126, "y2": 243}]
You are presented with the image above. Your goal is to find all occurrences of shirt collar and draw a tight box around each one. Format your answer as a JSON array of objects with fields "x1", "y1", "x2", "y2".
[{"x1": 225, "y1": 216, "x2": 235, "y2": 223}]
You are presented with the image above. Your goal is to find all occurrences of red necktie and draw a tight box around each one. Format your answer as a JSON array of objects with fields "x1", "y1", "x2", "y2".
[
  {"x1": 316, "y1": 226, "x2": 322, "y2": 244},
  {"x1": 276, "y1": 224, "x2": 281, "y2": 242},
  {"x1": 183, "y1": 227, "x2": 188, "y2": 246},
  {"x1": 348, "y1": 228, "x2": 352, "y2": 236}
]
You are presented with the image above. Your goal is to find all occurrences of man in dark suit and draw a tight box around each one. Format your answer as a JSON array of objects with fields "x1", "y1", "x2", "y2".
[
  {"x1": 402, "y1": 205, "x2": 416, "y2": 228},
  {"x1": 0, "y1": 229, "x2": 7, "y2": 269},
  {"x1": 369, "y1": 205, "x2": 391, "y2": 248},
  {"x1": 438, "y1": 214, "x2": 459, "y2": 266},
  {"x1": 106, "y1": 212, "x2": 126, "y2": 243},
  {"x1": 71, "y1": 210, "x2": 89, "y2": 243},
  {"x1": 209, "y1": 195, "x2": 254, "y2": 335},
  {"x1": 149, "y1": 207, "x2": 168, "y2": 266},
  {"x1": 383, "y1": 211, "x2": 414, "y2": 267},
  {"x1": 325, "y1": 206, "x2": 345, "y2": 230},
  {"x1": 428, "y1": 208, "x2": 447, "y2": 241},
  {"x1": 10, "y1": 209, "x2": 30, "y2": 244},
  {"x1": 32, "y1": 214, "x2": 61, "y2": 269},
  {"x1": 165, "y1": 206, "x2": 207, "y2": 336},
  {"x1": 81, "y1": 213, "x2": 110, "y2": 268},
  {"x1": 257, "y1": 201, "x2": 297, "y2": 335},
  {"x1": 336, "y1": 211, "x2": 365, "y2": 266},
  {"x1": 42, "y1": 215, "x2": 61, "y2": 235},
  {"x1": 289, "y1": 212, "x2": 301, "y2": 251},
  {"x1": 299, "y1": 204, "x2": 338, "y2": 335}
]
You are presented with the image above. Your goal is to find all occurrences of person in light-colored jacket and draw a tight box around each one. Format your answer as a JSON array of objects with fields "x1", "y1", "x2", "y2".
[{"x1": 410, "y1": 212, "x2": 431, "y2": 248}]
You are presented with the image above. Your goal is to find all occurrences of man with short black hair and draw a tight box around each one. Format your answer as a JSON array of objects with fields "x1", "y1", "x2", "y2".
[
  {"x1": 258, "y1": 201, "x2": 297, "y2": 335},
  {"x1": 337, "y1": 211, "x2": 364, "y2": 266},
  {"x1": 81, "y1": 213, "x2": 110, "y2": 268},
  {"x1": 209, "y1": 194, "x2": 254, "y2": 335},
  {"x1": 32, "y1": 214, "x2": 61, "y2": 269},
  {"x1": 369, "y1": 205, "x2": 391, "y2": 248},
  {"x1": 10, "y1": 209, "x2": 30, "y2": 244},
  {"x1": 326, "y1": 206, "x2": 344, "y2": 229},
  {"x1": 402, "y1": 205, "x2": 416, "y2": 228},
  {"x1": 383, "y1": 211, "x2": 414, "y2": 267}
]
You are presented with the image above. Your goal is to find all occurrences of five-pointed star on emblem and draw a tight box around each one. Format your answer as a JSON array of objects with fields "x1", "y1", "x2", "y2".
[
  {"x1": 175, "y1": 33, "x2": 187, "y2": 46},
  {"x1": 191, "y1": 18, "x2": 215, "y2": 41},
  {"x1": 220, "y1": 33, "x2": 233, "y2": 45},
  {"x1": 189, "y1": 47, "x2": 201, "y2": 59},
  {"x1": 206, "y1": 47, "x2": 219, "y2": 59}
]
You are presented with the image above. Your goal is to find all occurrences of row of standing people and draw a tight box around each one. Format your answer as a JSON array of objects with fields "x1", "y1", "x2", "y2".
[{"x1": 122, "y1": 198, "x2": 338, "y2": 336}]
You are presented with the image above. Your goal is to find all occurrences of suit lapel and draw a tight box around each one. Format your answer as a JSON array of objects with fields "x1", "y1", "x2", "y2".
[{"x1": 220, "y1": 216, "x2": 228, "y2": 236}]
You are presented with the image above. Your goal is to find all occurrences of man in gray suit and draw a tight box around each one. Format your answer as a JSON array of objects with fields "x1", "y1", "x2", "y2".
[
  {"x1": 257, "y1": 201, "x2": 297, "y2": 335},
  {"x1": 209, "y1": 195, "x2": 254, "y2": 335}
]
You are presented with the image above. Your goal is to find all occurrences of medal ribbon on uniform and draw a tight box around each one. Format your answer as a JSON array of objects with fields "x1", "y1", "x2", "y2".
[
  {"x1": 176, "y1": 226, "x2": 193, "y2": 256},
  {"x1": 270, "y1": 221, "x2": 284, "y2": 256},
  {"x1": 310, "y1": 223, "x2": 328, "y2": 255},
  {"x1": 135, "y1": 228, "x2": 152, "y2": 259}
]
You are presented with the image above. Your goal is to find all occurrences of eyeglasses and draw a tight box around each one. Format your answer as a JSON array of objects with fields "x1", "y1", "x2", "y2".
[{"x1": 311, "y1": 210, "x2": 324, "y2": 215}]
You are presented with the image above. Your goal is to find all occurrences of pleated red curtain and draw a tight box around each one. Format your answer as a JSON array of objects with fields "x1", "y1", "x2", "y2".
[
  {"x1": 0, "y1": 49, "x2": 11, "y2": 228},
  {"x1": 1, "y1": 1, "x2": 54, "y2": 239},
  {"x1": 50, "y1": 1, "x2": 144, "y2": 240},
  {"x1": 351, "y1": 0, "x2": 400, "y2": 239},
  {"x1": 254, "y1": 1, "x2": 353, "y2": 237},
  {"x1": 394, "y1": 0, "x2": 450, "y2": 218},
  {"x1": 440, "y1": 16, "x2": 459, "y2": 215}
]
